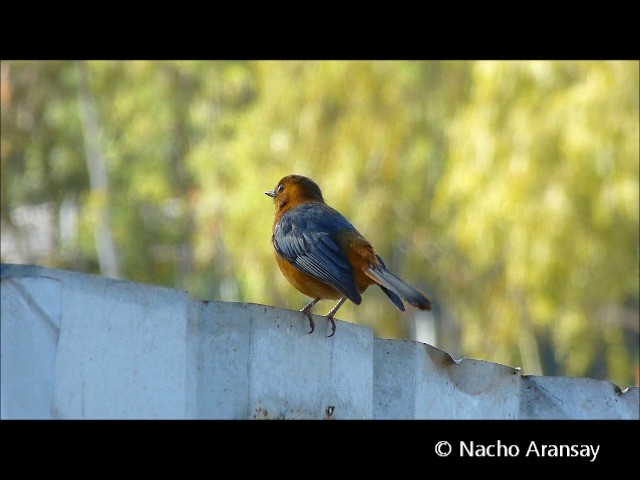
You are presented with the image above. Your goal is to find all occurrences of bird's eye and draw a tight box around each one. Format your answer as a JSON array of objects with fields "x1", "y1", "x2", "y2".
[{"x1": 276, "y1": 184, "x2": 284, "y2": 194}]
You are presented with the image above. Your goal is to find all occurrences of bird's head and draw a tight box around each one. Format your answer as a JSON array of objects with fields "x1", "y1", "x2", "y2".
[{"x1": 265, "y1": 175, "x2": 324, "y2": 212}]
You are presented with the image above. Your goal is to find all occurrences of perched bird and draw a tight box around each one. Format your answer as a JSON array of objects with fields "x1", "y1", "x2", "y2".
[{"x1": 266, "y1": 174, "x2": 431, "y2": 337}]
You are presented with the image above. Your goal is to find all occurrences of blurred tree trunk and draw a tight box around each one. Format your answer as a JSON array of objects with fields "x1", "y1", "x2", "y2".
[
  {"x1": 518, "y1": 315, "x2": 543, "y2": 375},
  {"x1": 167, "y1": 65, "x2": 195, "y2": 290},
  {"x1": 76, "y1": 61, "x2": 121, "y2": 279}
]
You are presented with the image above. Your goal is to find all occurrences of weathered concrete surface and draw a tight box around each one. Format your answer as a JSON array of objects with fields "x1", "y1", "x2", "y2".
[
  {"x1": 1, "y1": 264, "x2": 638, "y2": 420},
  {"x1": 373, "y1": 340, "x2": 521, "y2": 419},
  {"x1": 519, "y1": 375, "x2": 639, "y2": 420},
  {"x1": 1, "y1": 264, "x2": 193, "y2": 419},
  {"x1": 1, "y1": 264, "x2": 372, "y2": 419},
  {"x1": 1, "y1": 275, "x2": 60, "y2": 419},
  {"x1": 193, "y1": 301, "x2": 372, "y2": 419}
]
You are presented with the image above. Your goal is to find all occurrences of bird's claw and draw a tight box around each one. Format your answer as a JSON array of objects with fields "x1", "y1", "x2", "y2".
[
  {"x1": 327, "y1": 315, "x2": 336, "y2": 338},
  {"x1": 302, "y1": 309, "x2": 315, "y2": 334}
]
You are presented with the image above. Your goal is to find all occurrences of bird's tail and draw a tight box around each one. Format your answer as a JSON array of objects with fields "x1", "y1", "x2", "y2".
[{"x1": 366, "y1": 263, "x2": 432, "y2": 311}]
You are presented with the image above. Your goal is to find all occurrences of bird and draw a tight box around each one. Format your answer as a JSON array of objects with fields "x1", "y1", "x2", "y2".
[{"x1": 265, "y1": 174, "x2": 432, "y2": 337}]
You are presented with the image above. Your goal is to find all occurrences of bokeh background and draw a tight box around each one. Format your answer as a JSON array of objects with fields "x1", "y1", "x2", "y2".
[{"x1": 1, "y1": 60, "x2": 638, "y2": 387}]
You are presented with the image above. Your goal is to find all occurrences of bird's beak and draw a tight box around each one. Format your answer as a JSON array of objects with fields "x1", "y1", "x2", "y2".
[{"x1": 265, "y1": 190, "x2": 276, "y2": 198}]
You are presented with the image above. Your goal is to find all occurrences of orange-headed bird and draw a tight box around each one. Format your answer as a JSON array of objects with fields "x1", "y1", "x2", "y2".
[{"x1": 266, "y1": 174, "x2": 432, "y2": 337}]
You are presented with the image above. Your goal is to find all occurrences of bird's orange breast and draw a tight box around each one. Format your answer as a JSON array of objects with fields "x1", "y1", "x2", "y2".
[{"x1": 274, "y1": 253, "x2": 344, "y2": 300}]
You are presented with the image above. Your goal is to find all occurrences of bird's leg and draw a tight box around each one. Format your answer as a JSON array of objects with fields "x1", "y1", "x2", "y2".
[
  {"x1": 325, "y1": 298, "x2": 347, "y2": 338},
  {"x1": 300, "y1": 298, "x2": 321, "y2": 334}
]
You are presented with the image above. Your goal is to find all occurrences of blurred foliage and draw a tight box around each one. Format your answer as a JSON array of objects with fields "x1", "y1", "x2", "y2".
[{"x1": 1, "y1": 60, "x2": 638, "y2": 386}]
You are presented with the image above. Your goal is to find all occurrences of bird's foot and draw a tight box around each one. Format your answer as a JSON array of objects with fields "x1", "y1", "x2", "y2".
[
  {"x1": 300, "y1": 298, "x2": 320, "y2": 334},
  {"x1": 325, "y1": 298, "x2": 346, "y2": 337},
  {"x1": 326, "y1": 314, "x2": 337, "y2": 338},
  {"x1": 301, "y1": 308, "x2": 315, "y2": 334}
]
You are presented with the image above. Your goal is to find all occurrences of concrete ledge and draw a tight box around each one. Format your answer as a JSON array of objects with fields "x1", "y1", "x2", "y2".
[
  {"x1": 193, "y1": 301, "x2": 372, "y2": 419},
  {"x1": 1, "y1": 274, "x2": 60, "y2": 419},
  {"x1": 519, "y1": 375, "x2": 639, "y2": 420},
  {"x1": 374, "y1": 340, "x2": 520, "y2": 419},
  {"x1": 1, "y1": 264, "x2": 638, "y2": 419}
]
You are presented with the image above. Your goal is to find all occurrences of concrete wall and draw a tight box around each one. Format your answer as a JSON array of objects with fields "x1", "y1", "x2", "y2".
[{"x1": 1, "y1": 264, "x2": 638, "y2": 420}]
